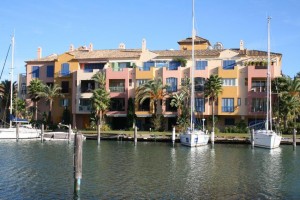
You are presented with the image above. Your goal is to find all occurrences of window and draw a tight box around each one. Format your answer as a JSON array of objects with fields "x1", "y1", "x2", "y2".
[
  {"x1": 222, "y1": 98, "x2": 234, "y2": 112},
  {"x1": 61, "y1": 63, "x2": 70, "y2": 76},
  {"x1": 137, "y1": 79, "x2": 148, "y2": 87},
  {"x1": 109, "y1": 80, "x2": 125, "y2": 92},
  {"x1": 168, "y1": 61, "x2": 180, "y2": 70},
  {"x1": 32, "y1": 66, "x2": 39, "y2": 78},
  {"x1": 46, "y1": 65, "x2": 54, "y2": 77},
  {"x1": 21, "y1": 83, "x2": 26, "y2": 95},
  {"x1": 129, "y1": 79, "x2": 132, "y2": 87},
  {"x1": 110, "y1": 98, "x2": 125, "y2": 111},
  {"x1": 166, "y1": 77, "x2": 178, "y2": 92},
  {"x1": 195, "y1": 98, "x2": 205, "y2": 112},
  {"x1": 142, "y1": 61, "x2": 154, "y2": 71},
  {"x1": 81, "y1": 80, "x2": 95, "y2": 93},
  {"x1": 61, "y1": 81, "x2": 69, "y2": 93},
  {"x1": 155, "y1": 61, "x2": 168, "y2": 68},
  {"x1": 222, "y1": 78, "x2": 236, "y2": 86},
  {"x1": 84, "y1": 63, "x2": 105, "y2": 72},
  {"x1": 79, "y1": 99, "x2": 91, "y2": 111},
  {"x1": 252, "y1": 80, "x2": 266, "y2": 92},
  {"x1": 224, "y1": 118, "x2": 235, "y2": 126},
  {"x1": 60, "y1": 99, "x2": 69, "y2": 107},
  {"x1": 165, "y1": 98, "x2": 177, "y2": 112},
  {"x1": 196, "y1": 61, "x2": 207, "y2": 70},
  {"x1": 195, "y1": 77, "x2": 205, "y2": 91},
  {"x1": 238, "y1": 98, "x2": 241, "y2": 106},
  {"x1": 223, "y1": 60, "x2": 236, "y2": 70},
  {"x1": 251, "y1": 98, "x2": 267, "y2": 112}
]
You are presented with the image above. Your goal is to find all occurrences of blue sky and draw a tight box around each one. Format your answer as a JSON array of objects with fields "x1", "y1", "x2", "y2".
[{"x1": 0, "y1": 0, "x2": 299, "y2": 81}]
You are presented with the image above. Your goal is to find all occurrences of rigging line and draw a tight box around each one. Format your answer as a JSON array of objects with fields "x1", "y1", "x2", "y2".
[{"x1": 0, "y1": 44, "x2": 12, "y2": 80}]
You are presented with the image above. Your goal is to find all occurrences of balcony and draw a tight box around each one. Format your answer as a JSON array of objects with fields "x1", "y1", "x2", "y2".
[
  {"x1": 251, "y1": 87, "x2": 266, "y2": 93},
  {"x1": 61, "y1": 87, "x2": 71, "y2": 94},
  {"x1": 109, "y1": 86, "x2": 125, "y2": 92},
  {"x1": 56, "y1": 70, "x2": 72, "y2": 77},
  {"x1": 79, "y1": 105, "x2": 91, "y2": 112},
  {"x1": 81, "y1": 80, "x2": 95, "y2": 93},
  {"x1": 222, "y1": 106, "x2": 234, "y2": 112}
]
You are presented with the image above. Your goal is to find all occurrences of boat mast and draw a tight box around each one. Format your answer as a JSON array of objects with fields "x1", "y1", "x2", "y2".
[
  {"x1": 266, "y1": 17, "x2": 271, "y2": 131},
  {"x1": 9, "y1": 35, "x2": 14, "y2": 128},
  {"x1": 190, "y1": 0, "x2": 195, "y2": 131}
]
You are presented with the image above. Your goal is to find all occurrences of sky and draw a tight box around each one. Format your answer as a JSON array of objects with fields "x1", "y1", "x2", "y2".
[{"x1": 1, "y1": 0, "x2": 300, "y2": 81}]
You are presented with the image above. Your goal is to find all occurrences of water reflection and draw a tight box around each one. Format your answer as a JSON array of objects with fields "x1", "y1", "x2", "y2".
[{"x1": 0, "y1": 141, "x2": 299, "y2": 199}]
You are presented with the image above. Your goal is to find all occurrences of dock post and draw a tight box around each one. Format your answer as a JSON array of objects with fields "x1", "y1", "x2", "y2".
[
  {"x1": 251, "y1": 129, "x2": 255, "y2": 149},
  {"x1": 74, "y1": 133, "x2": 83, "y2": 197},
  {"x1": 41, "y1": 124, "x2": 44, "y2": 143},
  {"x1": 134, "y1": 126, "x2": 137, "y2": 146},
  {"x1": 68, "y1": 124, "x2": 71, "y2": 143},
  {"x1": 293, "y1": 128, "x2": 297, "y2": 150},
  {"x1": 172, "y1": 126, "x2": 176, "y2": 145},
  {"x1": 97, "y1": 123, "x2": 101, "y2": 145},
  {"x1": 211, "y1": 131, "x2": 215, "y2": 147},
  {"x1": 16, "y1": 123, "x2": 19, "y2": 142}
]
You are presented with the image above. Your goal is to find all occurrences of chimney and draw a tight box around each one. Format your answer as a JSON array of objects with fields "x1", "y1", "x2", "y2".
[
  {"x1": 37, "y1": 47, "x2": 42, "y2": 59},
  {"x1": 119, "y1": 43, "x2": 125, "y2": 49},
  {"x1": 89, "y1": 43, "x2": 93, "y2": 51},
  {"x1": 240, "y1": 40, "x2": 244, "y2": 50},
  {"x1": 70, "y1": 44, "x2": 74, "y2": 52},
  {"x1": 142, "y1": 38, "x2": 146, "y2": 52}
]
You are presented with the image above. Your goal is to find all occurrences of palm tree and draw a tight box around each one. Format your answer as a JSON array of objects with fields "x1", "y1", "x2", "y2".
[
  {"x1": 91, "y1": 71, "x2": 110, "y2": 144},
  {"x1": 0, "y1": 80, "x2": 17, "y2": 123},
  {"x1": 28, "y1": 79, "x2": 45, "y2": 121},
  {"x1": 204, "y1": 74, "x2": 223, "y2": 133},
  {"x1": 38, "y1": 84, "x2": 63, "y2": 123},
  {"x1": 135, "y1": 78, "x2": 167, "y2": 116}
]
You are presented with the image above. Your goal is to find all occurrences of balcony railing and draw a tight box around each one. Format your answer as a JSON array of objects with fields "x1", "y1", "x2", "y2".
[
  {"x1": 251, "y1": 87, "x2": 266, "y2": 92},
  {"x1": 81, "y1": 87, "x2": 94, "y2": 93},
  {"x1": 79, "y1": 105, "x2": 91, "y2": 112},
  {"x1": 222, "y1": 106, "x2": 234, "y2": 112},
  {"x1": 109, "y1": 86, "x2": 125, "y2": 92}
]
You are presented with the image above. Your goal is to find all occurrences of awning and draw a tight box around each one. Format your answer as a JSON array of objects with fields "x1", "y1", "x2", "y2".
[
  {"x1": 136, "y1": 114, "x2": 152, "y2": 117},
  {"x1": 163, "y1": 114, "x2": 177, "y2": 118}
]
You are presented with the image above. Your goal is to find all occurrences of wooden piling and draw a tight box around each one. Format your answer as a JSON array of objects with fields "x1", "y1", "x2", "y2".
[
  {"x1": 68, "y1": 124, "x2": 71, "y2": 143},
  {"x1": 251, "y1": 129, "x2": 255, "y2": 149},
  {"x1": 134, "y1": 126, "x2": 137, "y2": 145},
  {"x1": 293, "y1": 128, "x2": 297, "y2": 150},
  {"x1": 16, "y1": 123, "x2": 19, "y2": 142},
  {"x1": 172, "y1": 127, "x2": 176, "y2": 145},
  {"x1": 41, "y1": 124, "x2": 44, "y2": 143},
  {"x1": 97, "y1": 123, "x2": 101, "y2": 145},
  {"x1": 74, "y1": 133, "x2": 83, "y2": 195},
  {"x1": 211, "y1": 131, "x2": 215, "y2": 147}
]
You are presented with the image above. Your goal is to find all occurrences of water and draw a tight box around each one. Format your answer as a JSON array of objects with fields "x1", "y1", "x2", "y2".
[{"x1": 0, "y1": 140, "x2": 299, "y2": 199}]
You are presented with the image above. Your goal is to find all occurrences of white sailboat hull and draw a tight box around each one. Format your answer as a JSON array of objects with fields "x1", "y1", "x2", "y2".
[
  {"x1": 180, "y1": 130, "x2": 210, "y2": 147},
  {"x1": 254, "y1": 130, "x2": 282, "y2": 149},
  {"x1": 0, "y1": 127, "x2": 41, "y2": 139}
]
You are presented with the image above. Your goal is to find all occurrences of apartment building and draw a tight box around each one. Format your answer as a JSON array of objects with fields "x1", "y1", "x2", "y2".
[{"x1": 24, "y1": 37, "x2": 282, "y2": 131}]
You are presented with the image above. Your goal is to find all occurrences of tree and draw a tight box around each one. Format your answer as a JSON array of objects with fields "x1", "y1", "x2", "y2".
[
  {"x1": 135, "y1": 78, "x2": 168, "y2": 131},
  {"x1": 170, "y1": 77, "x2": 190, "y2": 131},
  {"x1": 13, "y1": 98, "x2": 26, "y2": 119},
  {"x1": 38, "y1": 84, "x2": 63, "y2": 123},
  {"x1": 28, "y1": 79, "x2": 45, "y2": 121},
  {"x1": 91, "y1": 71, "x2": 110, "y2": 143},
  {"x1": 127, "y1": 98, "x2": 136, "y2": 129},
  {"x1": 135, "y1": 78, "x2": 167, "y2": 116},
  {"x1": 0, "y1": 80, "x2": 17, "y2": 123},
  {"x1": 204, "y1": 74, "x2": 223, "y2": 133}
]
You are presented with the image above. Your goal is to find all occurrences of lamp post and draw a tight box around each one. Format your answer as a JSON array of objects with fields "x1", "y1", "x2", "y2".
[{"x1": 202, "y1": 118, "x2": 205, "y2": 132}]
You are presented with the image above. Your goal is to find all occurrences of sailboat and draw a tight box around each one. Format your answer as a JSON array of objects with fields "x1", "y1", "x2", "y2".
[
  {"x1": 0, "y1": 36, "x2": 41, "y2": 139},
  {"x1": 180, "y1": 0, "x2": 210, "y2": 147},
  {"x1": 253, "y1": 17, "x2": 281, "y2": 149}
]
